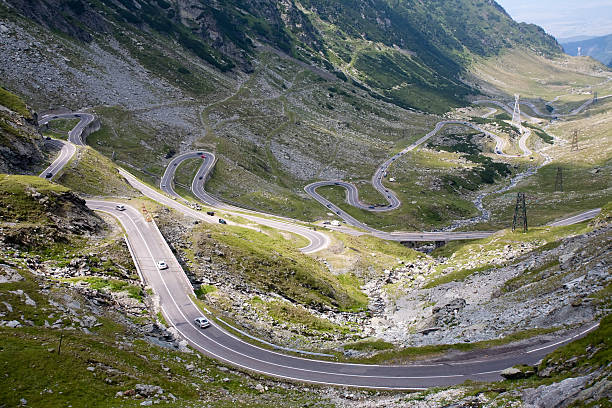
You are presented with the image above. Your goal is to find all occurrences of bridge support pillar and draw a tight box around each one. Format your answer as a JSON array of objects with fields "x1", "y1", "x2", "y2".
[{"x1": 434, "y1": 240, "x2": 447, "y2": 249}]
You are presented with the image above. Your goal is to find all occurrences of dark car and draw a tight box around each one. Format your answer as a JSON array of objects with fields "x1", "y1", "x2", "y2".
[
  {"x1": 45, "y1": 172, "x2": 53, "y2": 179},
  {"x1": 218, "y1": 219, "x2": 227, "y2": 225},
  {"x1": 206, "y1": 211, "x2": 215, "y2": 216}
]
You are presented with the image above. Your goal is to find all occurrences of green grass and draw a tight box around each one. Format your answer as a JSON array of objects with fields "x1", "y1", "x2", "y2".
[
  {"x1": 321, "y1": 232, "x2": 422, "y2": 279},
  {"x1": 63, "y1": 277, "x2": 143, "y2": 301},
  {"x1": 502, "y1": 260, "x2": 560, "y2": 293},
  {"x1": 189, "y1": 222, "x2": 368, "y2": 312},
  {"x1": 194, "y1": 284, "x2": 217, "y2": 298},
  {"x1": 0, "y1": 174, "x2": 70, "y2": 224},
  {"x1": 57, "y1": 147, "x2": 140, "y2": 197},
  {"x1": 350, "y1": 327, "x2": 561, "y2": 364},
  {"x1": 479, "y1": 162, "x2": 611, "y2": 230},
  {"x1": 0, "y1": 269, "x2": 333, "y2": 407},
  {"x1": 343, "y1": 339, "x2": 394, "y2": 352},
  {"x1": 540, "y1": 314, "x2": 611, "y2": 376},
  {"x1": 425, "y1": 224, "x2": 590, "y2": 287},
  {"x1": 263, "y1": 300, "x2": 354, "y2": 333},
  {"x1": 0, "y1": 85, "x2": 31, "y2": 118},
  {"x1": 424, "y1": 264, "x2": 495, "y2": 288},
  {"x1": 42, "y1": 118, "x2": 80, "y2": 140}
]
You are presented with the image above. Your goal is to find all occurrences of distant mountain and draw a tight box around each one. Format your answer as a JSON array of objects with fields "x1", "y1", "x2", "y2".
[
  {"x1": 557, "y1": 35, "x2": 596, "y2": 43},
  {"x1": 562, "y1": 33, "x2": 612, "y2": 67},
  {"x1": 3, "y1": 0, "x2": 561, "y2": 113}
]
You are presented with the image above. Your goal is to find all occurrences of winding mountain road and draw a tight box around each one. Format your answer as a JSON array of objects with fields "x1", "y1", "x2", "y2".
[
  {"x1": 87, "y1": 199, "x2": 601, "y2": 389},
  {"x1": 33, "y1": 101, "x2": 603, "y2": 389},
  {"x1": 38, "y1": 138, "x2": 75, "y2": 180},
  {"x1": 303, "y1": 119, "x2": 531, "y2": 234},
  {"x1": 38, "y1": 112, "x2": 96, "y2": 145}
]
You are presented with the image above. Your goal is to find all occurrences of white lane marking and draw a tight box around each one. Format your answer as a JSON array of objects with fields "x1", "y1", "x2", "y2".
[
  {"x1": 90, "y1": 203, "x2": 457, "y2": 376},
  {"x1": 92, "y1": 201, "x2": 592, "y2": 388},
  {"x1": 527, "y1": 324, "x2": 600, "y2": 354}
]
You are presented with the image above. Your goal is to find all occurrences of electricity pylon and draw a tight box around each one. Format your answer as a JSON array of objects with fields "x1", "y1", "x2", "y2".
[
  {"x1": 512, "y1": 94, "x2": 522, "y2": 132},
  {"x1": 571, "y1": 130, "x2": 579, "y2": 151},
  {"x1": 554, "y1": 167, "x2": 563, "y2": 192},
  {"x1": 512, "y1": 192, "x2": 528, "y2": 233}
]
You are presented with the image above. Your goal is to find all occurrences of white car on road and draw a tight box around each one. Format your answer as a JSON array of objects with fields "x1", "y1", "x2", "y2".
[
  {"x1": 156, "y1": 261, "x2": 168, "y2": 270},
  {"x1": 194, "y1": 317, "x2": 211, "y2": 328}
]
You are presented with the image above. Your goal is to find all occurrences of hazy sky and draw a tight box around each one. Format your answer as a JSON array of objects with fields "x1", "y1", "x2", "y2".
[{"x1": 495, "y1": 0, "x2": 612, "y2": 40}]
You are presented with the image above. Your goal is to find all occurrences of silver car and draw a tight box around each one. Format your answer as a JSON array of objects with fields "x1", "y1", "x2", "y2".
[{"x1": 194, "y1": 317, "x2": 210, "y2": 328}]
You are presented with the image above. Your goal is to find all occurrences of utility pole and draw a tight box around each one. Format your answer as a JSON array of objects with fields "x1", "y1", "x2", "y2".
[
  {"x1": 571, "y1": 130, "x2": 579, "y2": 151},
  {"x1": 512, "y1": 192, "x2": 528, "y2": 232},
  {"x1": 57, "y1": 331, "x2": 64, "y2": 355},
  {"x1": 555, "y1": 167, "x2": 563, "y2": 192},
  {"x1": 512, "y1": 94, "x2": 521, "y2": 130}
]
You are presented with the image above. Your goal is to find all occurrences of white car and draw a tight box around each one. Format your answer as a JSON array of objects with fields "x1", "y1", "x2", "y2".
[
  {"x1": 115, "y1": 204, "x2": 126, "y2": 211},
  {"x1": 156, "y1": 261, "x2": 168, "y2": 270},
  {"x1": 194, "y1": 317, "x2": 210, "y2": 329}
]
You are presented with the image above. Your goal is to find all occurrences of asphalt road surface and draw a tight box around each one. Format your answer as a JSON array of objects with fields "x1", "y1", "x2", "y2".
[
  {"x1": 125, "y1": 167, "x2": 330, "y2": 254},
  {"x1": 38, "y1": 112, "x2": 96, "y2": 145},
  {"x1": 38, "y1": 138, "x2": 75, "y2": 181},
  {"x1": 87, "y1": 199, "x2": 600, "y2": 389},
  {"x1": 304, "y1": 119, "x2": 529, "y2": 237},
  {"x1": 35, "y1": 106, "x2": 602, "y2": 389}
]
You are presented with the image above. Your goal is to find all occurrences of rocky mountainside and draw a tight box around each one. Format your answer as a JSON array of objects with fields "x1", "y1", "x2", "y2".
[
  {"x1": 0, "y1": 86, "x2": 44, "y2": 174},
  {"x1": 3, "y1": 0, "x2": 560, "y2": 112}
]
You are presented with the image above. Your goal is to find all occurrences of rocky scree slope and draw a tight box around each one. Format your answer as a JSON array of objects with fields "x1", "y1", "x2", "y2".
[{"x1": 3, "y1": 0, "x2": 561, "y2": 112}]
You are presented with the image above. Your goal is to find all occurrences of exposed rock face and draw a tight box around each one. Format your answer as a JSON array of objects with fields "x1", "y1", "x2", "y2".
[
  {"x1": 0, "y1": 109, "x2": 44, "y2": 174},
  {"x1": 0, "y1": 175, "x2": 104, "y2": 248},
  {"x1": 523, "y1": 375, "x2": 592, "y2": 408},
  {"x1": 4, "y1": 0, "x2": 108, "y2": 42}
]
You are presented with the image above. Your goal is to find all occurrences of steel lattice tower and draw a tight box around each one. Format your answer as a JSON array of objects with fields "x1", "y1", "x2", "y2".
[
  {"x1": 571, "y1": 130, "x2": 579, "y2": 151},
  {"x1": 512, "y1": 192, "x2": 528, "y2": 232},
  {"x1": 512, "y1": 94, "x2": 522, "y2": 131},
  {"x1": 555, "y1": 167, "x2": 563, "y2": 192}
]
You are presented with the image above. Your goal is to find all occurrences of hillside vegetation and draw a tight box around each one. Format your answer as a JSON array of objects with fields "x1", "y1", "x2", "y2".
[
  {"x1": 0, "y1": 86, "x2": 43, "y2": 174},
  {"x1": 4, "y1": 0, "x2": 560, "y2": 113}
]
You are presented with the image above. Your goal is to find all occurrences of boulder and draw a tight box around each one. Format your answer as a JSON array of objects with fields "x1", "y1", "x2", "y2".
[
  {"x1": 522, "y1": 375, "x2": 590, "y2": 407},
  {"x1": 501, "y1": 367, "x2": 524, "y2": 380}
]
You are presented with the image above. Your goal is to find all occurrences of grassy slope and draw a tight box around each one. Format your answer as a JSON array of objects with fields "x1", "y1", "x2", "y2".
[
  {"x1": 42, "y1": 118, "x2": 79, "y2": 140},
  {"x1": 57, "y1": 147, "x2": 140, "y2": 197},
  {"x1": 0, "y1": 174, "x2": 70, "y2": 222},
  {"x1": 187, "y1": 222, "x2": 367, "y2": 312},
  {"x1": 0, "y1": 270, "x2": 332, "y2": 408},
  {"x1": 465, "y1": 50, "x2": 612, "y2": 230},
  {"x1": 0, "y1": 85, "x2": 32, "y2": 118}
]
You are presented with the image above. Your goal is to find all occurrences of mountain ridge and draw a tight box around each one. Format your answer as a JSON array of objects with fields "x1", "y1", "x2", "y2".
[{"x1": 3, "y1": 0, "x2": 561, "y2": 113}]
